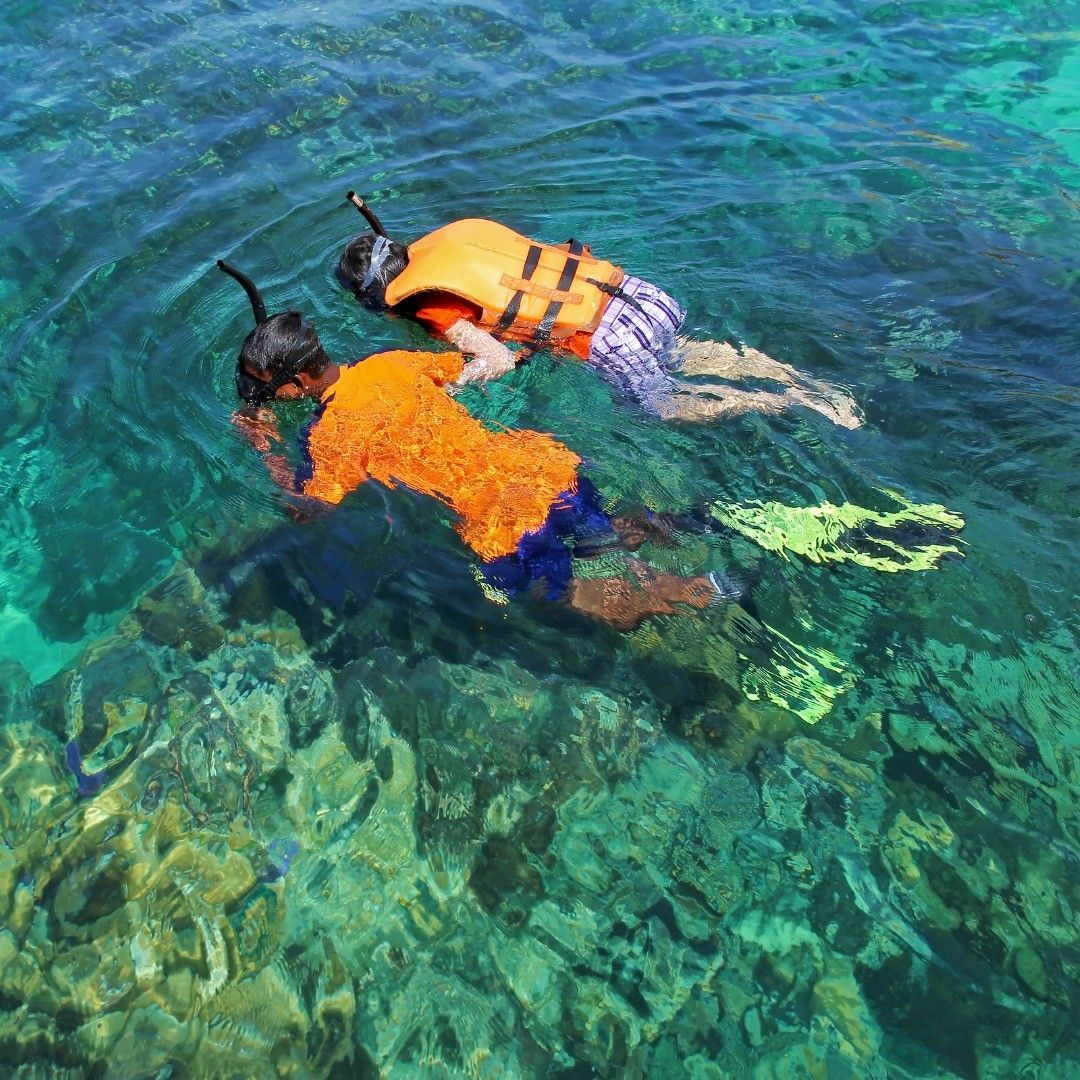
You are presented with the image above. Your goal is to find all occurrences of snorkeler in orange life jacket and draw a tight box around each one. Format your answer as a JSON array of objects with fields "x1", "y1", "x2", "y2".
[
  {"x1": 218, "y1": 259, "x2": 741, "y2": 631},
  {"x1": 336, "y1": 192, "x2": 862, "y2": 428}
]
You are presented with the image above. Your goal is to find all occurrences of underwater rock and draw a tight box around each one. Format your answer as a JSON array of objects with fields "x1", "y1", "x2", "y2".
[
  {"x1": 882, "y1": 810, "x2": 961, "y2": 928},
  {"x1": 564, "y1": 974, "x2": 644, "y2": 1069},
  {"x1": 732, "y1": 910, "x2": 888, "y2": 1078},
  {"x1": 885, "y1": 710, "x2": 955, "y2": 757},
  {"x1": 132, "y1": 565, "x2": 226, "y2": 657},
  {"x1": 567, "y1": 687, "x2": 647, "y2": 780},
  {"x1": 786, "y1": 736, "x2": 876, "y2": 802},
  {"x1": 34, "y1": 633, "x2": 163, "y2": 777},
  {"x1": 1, "y1": 497, "x2": 1076, "y2": 1077},
  {"x1": 0, "y1": 559, "x2": 380, "y2": 1075},
  {"x1": 491, "y1": 934, "x2": 563, "y2": 1032},
  {"x1": 0, "y1": 702, "x2": 366, "y2": 1077},
  {"x1": 282, "y1": 657, "x2": 339, "y2": 748},
  {"x1": 810, "y1": 964, "x2": 883, "y2": 1063},
  {"x1": 0, "y1": 723, "x2": 76, "y2": 924},
  {"x1": 0, "y1": 659, "x2": 31, "y2": 725},
  {"x1": 369, "y1": 962, "x2": 512, "y2": 1077}
]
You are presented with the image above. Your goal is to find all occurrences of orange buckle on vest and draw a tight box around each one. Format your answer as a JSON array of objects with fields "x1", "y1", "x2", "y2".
[{"x1": 498, "y1": 273, "x2": 583, "y2": 306}]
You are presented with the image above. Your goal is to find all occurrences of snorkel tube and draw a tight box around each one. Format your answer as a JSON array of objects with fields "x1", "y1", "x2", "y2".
[
  {"x1": 217, "y1": 259, "x2": 268, "y2": 323},
  {"x1": 341, "y1": 190, "x2": 407, "y2": 307},
  {"x1": 346, "y1": 190, "x2": 388, "y2": 237},
  {"x1": 217, "y1": 259, "x2": 318, "y2": 407}
]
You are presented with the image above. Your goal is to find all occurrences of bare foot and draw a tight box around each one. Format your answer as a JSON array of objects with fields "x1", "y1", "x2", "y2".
[{"x1": 785, "y1": 385, "x2": 863, "y2": 429}]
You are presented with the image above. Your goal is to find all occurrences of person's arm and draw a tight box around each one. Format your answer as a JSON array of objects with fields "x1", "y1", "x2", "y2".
[
  {"x1": 231, "y1": 406, "x2": 282, "y2": 454},
  {"x1": 445, "y1": 319, "x2": 519, "y2": 385},
  {"x1": 231, "y1": 407, "x2": 330, "y2": 518}
]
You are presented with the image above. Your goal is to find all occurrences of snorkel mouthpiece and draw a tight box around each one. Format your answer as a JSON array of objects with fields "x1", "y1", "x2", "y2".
[
  {"x1": 217, "y1": 259, "x2": 268, "y2": 324},
  {"x1": 346, "y1": 190, "x2": 389, "y2": 238}
]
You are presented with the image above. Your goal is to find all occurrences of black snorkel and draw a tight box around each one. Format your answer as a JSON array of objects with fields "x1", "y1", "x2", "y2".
[
  {"x1": 217, "y1": 259, "x2": 320, "y2": 407},
  {"x1": 217, "y1": 258, "x2": 267, "y2": 324},
  {"x1": 339, "y1": 190, "x2": 408, "y2": 309},
  {"x1": 345, "y1": 190, "x2": 388, "y2": 237}
]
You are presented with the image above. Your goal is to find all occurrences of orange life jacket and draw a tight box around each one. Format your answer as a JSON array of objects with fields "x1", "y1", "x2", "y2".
[{"x1": 384, "y1": 218, "x2": 624, "y2": 346}]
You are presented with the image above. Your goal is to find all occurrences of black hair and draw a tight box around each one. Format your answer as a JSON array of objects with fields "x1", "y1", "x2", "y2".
[
  {"x1": 238, "y1": 311, "x2": 324, "y2": 377},
  {"x1": 335, "y1": 233, "x2": 409, "y2": 310},
  {"x1": 218, "y1": 259, "x2": 333, "y2": 405},
  {"x1": 236, "y1": 311, "x2": 331, "y2": 405}
]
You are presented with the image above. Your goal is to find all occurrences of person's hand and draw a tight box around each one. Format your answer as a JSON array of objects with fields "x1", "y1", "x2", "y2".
[
  {"x1": 231, "y1": 408, "x2": 281, "y2": 453},
  {"x1": 283, "y1": 493, "x2": 331, "y2": 523},
  {"x1": 454, "y1": 357, "x2": 498, "y2": 386},
  {"x1": 445, "y1": 319, "x2": 517, "y2": 386},
  {"x1": 263, "y1": 452, "x2": 295, "y2": 492},
  {"x1": 455, "y1": 352, "x2": 517, "y2": 387},
  {"x1": 262, "y1": 455, "x2": 329, "y2": 522}
]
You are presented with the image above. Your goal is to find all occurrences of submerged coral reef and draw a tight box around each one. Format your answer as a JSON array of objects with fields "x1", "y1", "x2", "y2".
[{"x1": 0, "y1": 531, "x2": 1075, "y2": 1078}]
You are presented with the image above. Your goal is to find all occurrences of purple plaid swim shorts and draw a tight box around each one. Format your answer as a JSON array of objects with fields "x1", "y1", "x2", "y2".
[{"x1": 586, "y1": 275, "x2": 686, "y2": 415}]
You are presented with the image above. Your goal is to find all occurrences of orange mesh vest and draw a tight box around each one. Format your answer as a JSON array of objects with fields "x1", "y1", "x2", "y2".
[{"x1": 384, "y1": 219, "x2": 624, "y2": 346}]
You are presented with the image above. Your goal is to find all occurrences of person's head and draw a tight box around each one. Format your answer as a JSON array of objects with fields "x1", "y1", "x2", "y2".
[
  {"x1": 335, "y1": 232, "x2": 409, "y2": 311},
  {"x1": 335, "y1": 190, "x2": 408, "y2": 310},
  {"x1": 217, "y1": 260, "x2": 333, "y2": 406}
]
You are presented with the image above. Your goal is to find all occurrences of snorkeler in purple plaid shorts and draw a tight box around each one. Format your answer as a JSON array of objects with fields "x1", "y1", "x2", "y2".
[{"x1": 335, "y1": 195, "x2": 862, "y2": 428}]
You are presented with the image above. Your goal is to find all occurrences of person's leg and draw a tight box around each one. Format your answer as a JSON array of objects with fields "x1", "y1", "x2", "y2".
[
  {"x1": 677, "y1": 338, "x2": 805, "y2": 383},
  {"x1": 564, "y1": 562, "x2": 717, "y2": 631},
  {"x1": 675, "y1": 338, "x2": 862, "y2": 429},
  {"x1": 479, "y1": 479, "x2": 733, "y2": 631},
  {"x1": 661, "y1": 383, "x2": 800, "y2": 422},
  {"x1": 552, "y1": 482, "x2": 724, "y2": 630}
]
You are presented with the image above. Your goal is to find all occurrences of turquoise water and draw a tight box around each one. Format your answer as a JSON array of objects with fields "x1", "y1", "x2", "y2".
[{"x1": 1, "y1": 0, "x2": 1078, "y2": 1075}]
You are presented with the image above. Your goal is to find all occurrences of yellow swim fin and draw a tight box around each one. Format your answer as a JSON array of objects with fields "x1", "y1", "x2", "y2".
[{"x1": 710, "y1": 489, "x2": 965, "y2": 572}]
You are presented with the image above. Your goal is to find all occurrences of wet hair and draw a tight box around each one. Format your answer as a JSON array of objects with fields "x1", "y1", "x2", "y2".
[
  {"x1": 336, "y1": 233, "x2": 409, "y2": 310},
  {"x1": 238, "y1": 311, "x2": 325, "y2": 378},
  {"x1": 217, "y1": 259, "x2": 332, "y2": 405},
  {"x1": 236, "y1": 310, "x2": 331, "y2": 405}
]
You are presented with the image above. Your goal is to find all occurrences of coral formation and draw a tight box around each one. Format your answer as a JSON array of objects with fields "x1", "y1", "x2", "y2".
[{"x1": 0, "y1": 542, "x2": 1075, "y2": 1076}]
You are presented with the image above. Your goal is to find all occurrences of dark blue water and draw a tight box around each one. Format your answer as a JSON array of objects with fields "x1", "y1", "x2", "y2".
[{"x1": 0, "y1": 1, "x2": 1077, "y2": 1075}]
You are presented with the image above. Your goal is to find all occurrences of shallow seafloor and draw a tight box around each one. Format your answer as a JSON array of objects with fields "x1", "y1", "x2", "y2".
[{"x1": 0, "y1": 0, "x2": 1078, "y2": 1076}]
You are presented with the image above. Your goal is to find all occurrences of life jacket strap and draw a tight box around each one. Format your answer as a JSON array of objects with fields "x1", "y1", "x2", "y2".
[
  {"x1": 495, "y1": 244, "x2": 543, "y2": 334},
  {"x1": 533, "y1": 240, "x2": 584, "y2": 346},
  {"x1": 584, "y1": 276, "x2": 648, "y2": 316}
]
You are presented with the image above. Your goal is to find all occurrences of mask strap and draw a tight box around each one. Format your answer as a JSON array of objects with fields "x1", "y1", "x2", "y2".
[{"x1": 361, "y1": 235, "x2": 392, "y2": 291}]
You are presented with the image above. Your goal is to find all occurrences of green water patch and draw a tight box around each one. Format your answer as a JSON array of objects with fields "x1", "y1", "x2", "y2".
[{"x1": 1, "y1": 544, "x2": 1076, "y2": 1075}]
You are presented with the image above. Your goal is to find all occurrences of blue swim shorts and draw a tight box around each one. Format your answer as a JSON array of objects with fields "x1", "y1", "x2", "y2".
[{"x1": 480, "y1": 477, "x2": 615, "y2": 601}]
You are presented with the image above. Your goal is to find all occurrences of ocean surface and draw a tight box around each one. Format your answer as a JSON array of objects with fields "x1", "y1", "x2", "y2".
[{"x1": 0, "y1": 0, "x2": 1077, "y2": 1075}]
